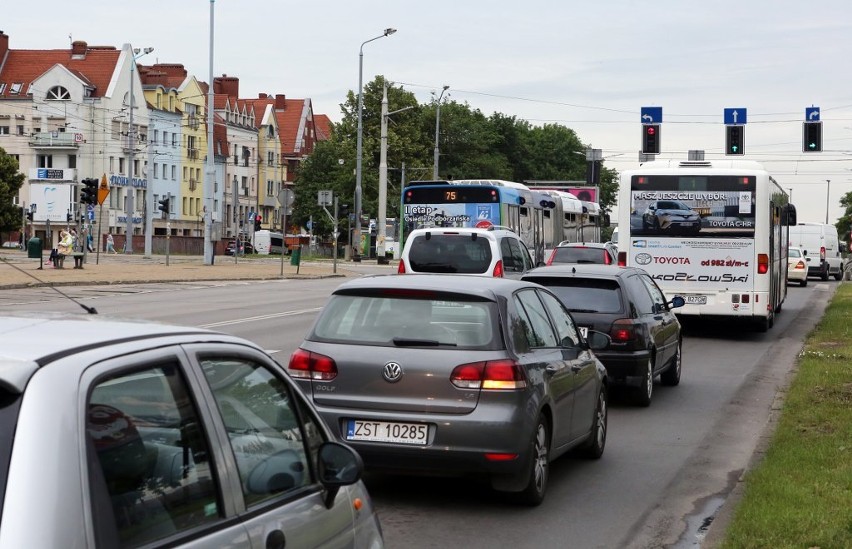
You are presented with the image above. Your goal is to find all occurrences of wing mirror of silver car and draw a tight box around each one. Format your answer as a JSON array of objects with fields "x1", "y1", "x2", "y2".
[
  {"x1": 318, "y1": 441, "x2": 364, "y2": 508},
  {"x1": 585, "y1": 331, "x2": 611, "y2": 351},
  {"x1": 669, "y1": 296, "x2": 686, "y2": 309}
]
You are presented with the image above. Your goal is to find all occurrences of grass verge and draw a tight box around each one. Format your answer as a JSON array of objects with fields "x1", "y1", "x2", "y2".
[{"x1": 719, "y1": 283, "x2": 852, "y2": 548}]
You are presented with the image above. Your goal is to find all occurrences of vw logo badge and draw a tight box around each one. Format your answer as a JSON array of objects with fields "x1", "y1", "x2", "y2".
[
  {"x1": 382, "y1": 362, "x2": 403, "y2": 383},
  {"x1": 635, "y1": 252, "x2": 652, "y2": 265}
]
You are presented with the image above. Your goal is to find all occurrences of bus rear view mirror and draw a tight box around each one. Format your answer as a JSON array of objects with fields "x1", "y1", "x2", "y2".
[{"x1": 783, "y1": 203, "x2": 797, "y2": 226}]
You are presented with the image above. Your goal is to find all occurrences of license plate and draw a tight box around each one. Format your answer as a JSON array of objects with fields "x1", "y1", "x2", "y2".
[
  {"x1": 346, "y1": 420, "x2": 428, "y2": 445},
  {"x1": 579, "y1": 326, "x2": 589, "y2": 338},
  {"x1": 686, "y1": 295, "x2": 707, "y2": 305}
]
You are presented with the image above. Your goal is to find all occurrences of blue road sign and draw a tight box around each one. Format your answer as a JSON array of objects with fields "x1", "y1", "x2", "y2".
[
  {"x1": 87, "y1": 204, "x2": 95, "y2": 221},
  {"x1": 641, "y1": 107, "x2": 663, "y2": 124},
  {"x1": 724, "y1": 108, "x2": 747, "y2": 125},
  {"x1": 806, "y1": 107, "x2": 820, "y2": 122}
]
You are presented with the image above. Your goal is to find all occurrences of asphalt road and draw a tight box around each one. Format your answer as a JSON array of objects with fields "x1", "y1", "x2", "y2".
[{"x1": 2, "y1": 273, "x2": 836, "y2": 548}]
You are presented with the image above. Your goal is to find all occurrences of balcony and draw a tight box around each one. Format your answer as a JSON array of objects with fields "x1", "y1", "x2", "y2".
[{"x1": 28, "y1": 131, "x2": 81, "y2": 149}]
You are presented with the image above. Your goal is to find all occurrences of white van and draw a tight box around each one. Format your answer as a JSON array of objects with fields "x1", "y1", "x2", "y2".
[{"x1": 788, "y1": 223, "x2": 844, "y2": 281}]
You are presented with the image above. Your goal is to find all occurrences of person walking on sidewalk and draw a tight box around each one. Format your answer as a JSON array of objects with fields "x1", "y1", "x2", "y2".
[{"x1": 106, "y1": 233, "x2": 118, "y2": 254}]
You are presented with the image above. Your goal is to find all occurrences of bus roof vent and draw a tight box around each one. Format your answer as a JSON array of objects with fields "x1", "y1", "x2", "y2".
[{"x1": 678, "y1": 161, "x2": 713, "y2": 168}]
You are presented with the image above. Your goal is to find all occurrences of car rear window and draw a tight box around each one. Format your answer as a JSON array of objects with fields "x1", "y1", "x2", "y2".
[
  {"x1": 550, "y1": 247, "x2": 610, "y2": 265},
  {"x1": 309, "y1": 292, "x2": 501, "y2": 349},
  {"x1": 788, "y1": 248, "x2": 801, "y2": 258},
  {"x1": 407, "y1": 234, "x2": 493, "y2": 274},
  {"x1": 524, "y1": 277, "x2": 623, "y2": 314}
]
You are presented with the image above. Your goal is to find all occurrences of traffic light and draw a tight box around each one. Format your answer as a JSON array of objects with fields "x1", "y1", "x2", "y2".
[
  {"x1": 642, "y1": 124, "x2": 660, "y2": 155},
  {"x1": 158, "y1": 196, "x2": 170, "y2": 216},
  {"x1": 26, "y1": 210, "x2": 33, "y2": 221},
  {"x1": 254, "y1": 215, "x2": 262, "y2": 232},
  {"x1": 80, "y1": 178, "x2": 98, "y2": 205},
  {"x1": 803, "y1": 122, "x2": 822, "y2": 152},
  {"x1": 726, "y1": 125, "x2": 745, "y2": 155}
]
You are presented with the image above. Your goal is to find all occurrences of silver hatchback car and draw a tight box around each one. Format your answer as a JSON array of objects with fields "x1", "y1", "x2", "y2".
[
  {"x1": 0, "y1": 313, "x2": 383, "y2": 548},
  {"x1": 289, "y1": 275, "x2": 609, "y2": 505}
]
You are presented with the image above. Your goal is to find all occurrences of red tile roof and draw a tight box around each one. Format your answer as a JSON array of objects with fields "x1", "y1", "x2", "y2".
[
  {"x1": 0, "y1": 41, "x2": 121, "y2": 99},
  {"x1": 314, "y1": 114, "x2": 332, "y2": 141}
]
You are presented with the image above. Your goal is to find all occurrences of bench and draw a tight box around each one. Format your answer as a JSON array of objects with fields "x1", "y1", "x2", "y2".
[
  {"x1": 53, "y1": 252, "x2": 84, "y2": 269},
  {"x1": 71, "y1": 252, "x2": 84, "y2": 269}
]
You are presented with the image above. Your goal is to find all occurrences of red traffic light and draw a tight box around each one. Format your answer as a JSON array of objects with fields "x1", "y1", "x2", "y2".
[
  {"x1": 646, "y1": 127, "x2": 656, "y2": 135},
  {"x1": 256, "y1": 215, "x2": 262, "y2": 221}
]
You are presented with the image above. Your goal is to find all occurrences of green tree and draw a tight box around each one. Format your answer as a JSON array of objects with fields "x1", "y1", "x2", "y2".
[
  {"x1": 0, "y1": 147, "x2": 25, "y2": 242},
  {"x1": 837, "y1": 191, "x2": 852, "y2": 254}
]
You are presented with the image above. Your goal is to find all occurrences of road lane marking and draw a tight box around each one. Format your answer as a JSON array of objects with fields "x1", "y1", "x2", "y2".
[{"x1": 199, "y1": 307, "x2": 322, "y2": 328}]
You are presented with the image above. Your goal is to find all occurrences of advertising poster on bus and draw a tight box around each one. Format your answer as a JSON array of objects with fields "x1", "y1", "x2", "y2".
[
  {"x1": 630, "y1": 190, "x2": 755, "y2": 237},
  {"x1": 630, "y1": 238, "x2": 756, "y2": 292},
  {"x1": 403, "y1": 203, "x2": 500, "y2": 230}
]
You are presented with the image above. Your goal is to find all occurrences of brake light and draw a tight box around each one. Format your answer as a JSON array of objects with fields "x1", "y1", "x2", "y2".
[
  {"x1": 397, "y1": 260, "x2": 406, "y2": 274},
  {"x1": 492, "y1": 260, "x2": 504, "y2": 278},
  {"x1": 796, "y1": 260, "x2": 806, "y2": 269},
  {"x1": 610, "y1": 319, "x2": 635, "y2": 343},
  {"x1": 604, "y1": 251, "x2": 612, "y2": 265},
  {"x1": 820, "y1": 246, "x2": 826, "y2": 261},
  {"x1": 618, "y1": 251, "x2": 627, "y2": 267},
  {"x1": 758, "y1": 253, "x2": 769, "y2": 274},
  {"x1": 450, "y1": 360, "x2": 526, "y2": 390},
  {"x1": 288, "y1": 349, "x2": 338, "y2": 381},
  {"x1": 546, "y1": 249, "x2": 556, "y2": 266},
  {"x1": 484, "y1": 453, "x2": 519, "y2": 462}
]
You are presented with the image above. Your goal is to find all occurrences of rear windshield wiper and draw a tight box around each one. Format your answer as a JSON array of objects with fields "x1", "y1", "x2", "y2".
[{"x1": 392, "y1": 337, "x2": 457, "y2": 347}]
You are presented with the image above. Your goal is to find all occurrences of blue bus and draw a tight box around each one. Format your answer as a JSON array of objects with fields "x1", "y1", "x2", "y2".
[{"x1": 400, "y1": 179, "x2": 550, "y2": 263}]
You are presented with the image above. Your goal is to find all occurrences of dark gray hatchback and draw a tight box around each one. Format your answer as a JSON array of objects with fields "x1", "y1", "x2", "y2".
[
  {"x1": 289, "y1": 274, "x2": 609, "y2": 505},
  {"x1": 523, "y1": 265, "x2": 684, "y2": 407}
]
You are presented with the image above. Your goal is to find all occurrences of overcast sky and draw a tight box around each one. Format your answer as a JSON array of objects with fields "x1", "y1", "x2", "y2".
[{"x1": 5, "y1": 0, "x2": 852, "y2": 225}]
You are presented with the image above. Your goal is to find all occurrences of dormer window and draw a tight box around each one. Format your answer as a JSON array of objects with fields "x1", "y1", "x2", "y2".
[
  {"x1": 10, "y1": 83, "x2": 23, "y2": 95},
  {"x1": 46, "y1": 86, "x2": 71, "y2": 100}
]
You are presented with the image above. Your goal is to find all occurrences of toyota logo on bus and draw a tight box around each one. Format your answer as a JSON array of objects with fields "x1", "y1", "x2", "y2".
[
  {"x1": 635, "y1": 252, "x2": 653, "y2": 265},
  {"x1": 382, "y1": 362, "x2": 403, "y2": 383}
]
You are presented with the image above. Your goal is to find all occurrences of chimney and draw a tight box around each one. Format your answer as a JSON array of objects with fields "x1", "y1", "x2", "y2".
[
  {"x1": 275, "y1": 94, "x2": 286, "y2": 109},
  {"x1": 214, "y1": 74, "x2": 239, "y2": 98},
  {"x1": 258, "y1": 93, "x2": 268, "y2": 99},
  {"x1": 71, "y1": 40, "x2": 88, "y2": 57},
  {"x1": 0, "y1": 31, "x2": 8, "y2": 63}
]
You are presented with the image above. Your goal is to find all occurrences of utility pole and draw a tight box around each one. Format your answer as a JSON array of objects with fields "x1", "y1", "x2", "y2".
[
  {"x1": 125, "y1": 45, "x2": 153, "y2": 254},
  {"x1": 203, "y1": 0, "x2": 216, "y2": 265},
  {"x1": 433, "y1": 85, "x2": 449, "y2": 179}
]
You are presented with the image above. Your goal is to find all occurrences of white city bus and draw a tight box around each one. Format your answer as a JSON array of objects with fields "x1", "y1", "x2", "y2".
[{"x1": 617, "y1": 160, "x2": 796, "y2": 332}]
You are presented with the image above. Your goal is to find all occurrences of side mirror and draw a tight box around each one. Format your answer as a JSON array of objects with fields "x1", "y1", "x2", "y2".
[
  {"x1": 585, "y1": 331, "x2": 611, "y2": 351},
  {"x1": 536, "y1": 261, "x2": 547, "y2": 267},
  {"x1": 317, "y1": 441, "x2": 364, "y2": 508},
  {"x1": 669, "y1": 296, "x2": 685, "y2": 309}
]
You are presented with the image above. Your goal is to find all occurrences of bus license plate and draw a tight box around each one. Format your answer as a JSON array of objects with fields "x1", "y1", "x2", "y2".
[
  {"x1": 686, "y1": 295, "x2": 707, "y2": 305},
  {"x1": 346, "y1": 420, "x2": 428, "y2": 445}
]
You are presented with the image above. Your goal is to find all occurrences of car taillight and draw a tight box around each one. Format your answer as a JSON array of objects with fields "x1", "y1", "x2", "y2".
[
  {"x1": 610, "y1": 319, "x2": 635, "y2": 344},
  {"x1": 451, "y1": 359, "x2": 526, "y2": 390},
  {"x1": 820, "y1": 246, "x2": 826, "y2": 261},
  {"x1": 796, "y1": 260, "x2": 806, "y2": 269},
  {"x1": 618, "y1": 251, "x2": 627, "y2": 267},
  {"x1": 492, "y1": 260, "x2": 504, "y2": 278},
  {"x1": 604, "y1": 251, "x2": 612, "y2": 265},
  {"x1": 288, "y1": 349, "x2": 338, "y2": 381},
  {"x1": 758, "y1": 253, "x2": 769, "y2": 274},
  {"x1": 545, "y1": 249, "x2": 556, "y2": 266},
  {"x1": 397, "y1": 260, "x2": 406, "y2": 274}
]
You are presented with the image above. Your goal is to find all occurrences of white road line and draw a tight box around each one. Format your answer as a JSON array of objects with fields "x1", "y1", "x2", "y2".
[{"x1": 199, "y1": 307, "x2": 322, "y2": 328}]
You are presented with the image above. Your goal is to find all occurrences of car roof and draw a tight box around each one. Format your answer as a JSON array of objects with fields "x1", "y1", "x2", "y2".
[
  {"x1": 333, "y1": 273, "x2": 538, "y2": 299},
  {"x1": 556, "y1": 241, "x2": 612, "y2": 248},
  {"x1": 0, "y1": 313, "x2": 247, "y2": 393},
  {"x1": 523, "y1": 264, "x2": 636, "y2": 279},
  {"x1": 407, "y1": 227, "x2": 515, "y2": 239}
]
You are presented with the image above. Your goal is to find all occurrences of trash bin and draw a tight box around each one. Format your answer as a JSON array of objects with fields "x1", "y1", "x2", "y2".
[
  {"x1": 290, "y1": 246, "x2": 301, "y2": 266},
  {"x1": 27, "y1": 237, "x2": 42, "y2": 259}
]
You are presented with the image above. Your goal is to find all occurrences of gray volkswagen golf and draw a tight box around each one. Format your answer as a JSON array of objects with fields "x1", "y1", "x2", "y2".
[{"x1": 289, "y1": 274, "x2": 610, "y2": 505}]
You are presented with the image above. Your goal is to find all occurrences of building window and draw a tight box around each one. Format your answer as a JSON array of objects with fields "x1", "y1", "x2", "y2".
[
  {"x1": 10, "y1": 83, "x2": 22, "y2": 95},
  {"x1": 267, "y1": 180, "x2": 274, "y2": 196},
  {"x1": 153, "y1": 130, "x2": 159, "y2": 144},
  {"x1": 46, "y1": 86, "x2": 71, "y2": 100},
  {"x1": 267, "y1": 152, "x2": 274, "y2": 167},
  {"x1": 171, "y1": 165, "x2": 176, "y2": 180},
  {"x1": 16, "y1": 125, "x2": 24, "y2": 135},
  {"x1": 0, "y1": 126, "x2": 9, "y2": 135},
  {"x1": 172, "y1": 133, "x2": 178, "y2": 147},
  {"x1": 162, "y1": 131, "x2": 168, "y2": 145},
  {"x1": 36, "y1": 154, "x2": 53, "y2": 168},
  {"x1": 68, "y1": 154, "x2": 77, "y2": 169},
  {"x1": 162, "y1": 164, "x2": 167, "y2": 178}
]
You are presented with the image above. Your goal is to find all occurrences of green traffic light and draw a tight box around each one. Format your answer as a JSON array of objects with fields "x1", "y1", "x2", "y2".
[{"x1": 731, "y1": 145, "x2": 738, "y2": 153}]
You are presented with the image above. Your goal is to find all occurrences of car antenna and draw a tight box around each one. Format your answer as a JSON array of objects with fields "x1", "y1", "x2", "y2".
[{"x1": 1, "y1": 258, "x2": 98, "y2": 314}]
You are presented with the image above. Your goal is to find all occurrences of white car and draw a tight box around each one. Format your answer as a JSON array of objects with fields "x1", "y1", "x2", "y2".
[
  {"x1": 787, "y1": 246, "x2": 808, "y2": 286},
  {"x1": 0, "y1": 313, "x2": 384, "y2": 548},
  {"x1": 398, "y1": 226, "x2": 535, "y2": 278}
]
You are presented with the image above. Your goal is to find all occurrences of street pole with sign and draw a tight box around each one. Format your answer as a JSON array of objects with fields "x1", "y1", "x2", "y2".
[{"x1": 278, "y1": 188, "x2": 294, "y2": 276}]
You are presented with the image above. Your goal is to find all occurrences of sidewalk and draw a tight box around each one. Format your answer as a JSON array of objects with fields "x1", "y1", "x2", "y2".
[{"x1": 0, "y1": 249, "x2": 375, "y2": 289}]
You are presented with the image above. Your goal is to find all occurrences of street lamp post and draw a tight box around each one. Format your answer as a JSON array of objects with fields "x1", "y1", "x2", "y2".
[
  {"x1": 378, "y1": 80, "x2": 414, "y2": 264},
  {"x1": 126, "y1": 46, "x2": 153, "y2": 254},
  {"x1": 433, "y1": 85, "x2": 449, "y2": 179},
  {"x1": 203, "y1": 0, "x2": 216, "y2": 265},
  {"x1": 825, "y1": 179, "x2": 831, "y2": 224},
  {"x1": 354, "y1": 27, "x2": 396, "y2": 262}
]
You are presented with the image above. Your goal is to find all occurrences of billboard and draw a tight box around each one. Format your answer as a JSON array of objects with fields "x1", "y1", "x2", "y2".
[{"x1": 30, "y1": 183, "x2": 74, "y2": 222}]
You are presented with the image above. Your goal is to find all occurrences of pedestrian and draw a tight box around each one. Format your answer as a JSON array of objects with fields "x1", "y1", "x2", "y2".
[
  {"x1": 106, "y1": 233, "x2": 117, "y2": 254},
  {"x1": 87, "y1": 232, "x2": 95, "y2": 253},
  {"x1": 69, "y1": 228, "x2": 79, "y2": 252}
]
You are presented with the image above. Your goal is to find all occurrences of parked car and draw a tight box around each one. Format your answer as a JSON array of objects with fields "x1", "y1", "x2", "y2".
[
  {"x1": 398, "y1": 227, "x2": 536, "y2": 278},
  {"x1": 522, "y1": 265, "x2": 684, "y2": 407},
  {"x1": 546, "y1": 241, "x2": 618, "y2": 265},
  {"x1": 225, "y1": 239, "x2": 256, "y2": 255},
  {"x1": 0, "y1": 313, "x2": 383, "y2": 548},
  {"x1": 787, "y1": 246, "x2": 808, "y2": 286},
  {"x1": 289, "y1": 274, "x2": 610, "y2": 505},
  {"x1": 642, "y1": 200, "x2": 701, "y2": 234}
]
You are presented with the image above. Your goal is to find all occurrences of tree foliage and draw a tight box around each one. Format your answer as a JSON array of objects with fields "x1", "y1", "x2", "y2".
[
  {"x1": 0, "y1": 147, "x2": 26, "y2": 239},
  {"x1": 292, "y1": 77, "x2": 620, "y2": 238},
  {"x1": 837, "y1": 190, "x2": 852, "y2": 252}
]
